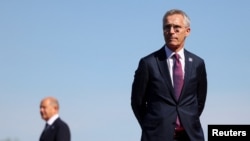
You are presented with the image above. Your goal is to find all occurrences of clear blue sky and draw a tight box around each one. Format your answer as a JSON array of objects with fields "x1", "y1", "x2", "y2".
[{"x1": 1, "y1": 1, "x2": 250, "y2": 141}]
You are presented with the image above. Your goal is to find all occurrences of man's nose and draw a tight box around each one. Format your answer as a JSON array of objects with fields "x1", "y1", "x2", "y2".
[{"x1": 169, "y1": 26, "x2": 175, "y2": 33}]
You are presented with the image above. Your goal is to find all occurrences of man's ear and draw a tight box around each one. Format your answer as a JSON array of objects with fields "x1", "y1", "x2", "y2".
[{"x1": 185, "y1": 27, "x2": 191, "y2": 36}]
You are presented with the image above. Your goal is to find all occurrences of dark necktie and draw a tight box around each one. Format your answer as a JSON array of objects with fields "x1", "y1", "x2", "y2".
[
  {"x1": 40, "y1": 123, "x2": 49, "y2": 140},
  {"x1": 45, "y1": 123, "x2": 49, "y2": 130},
  {"x1": 173, "y1": 53, "x2": 184, "y2": 128},
  {"x1": 173, "y1": 53, "x2": 184, "y2": 100},
  {"x1": 43, "y1": 123, "x2": 50, "y2": 133}
]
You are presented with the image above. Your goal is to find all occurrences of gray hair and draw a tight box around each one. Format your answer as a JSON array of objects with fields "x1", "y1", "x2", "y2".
[{"x1": 162, "y1": 9, "x2": 191, "y2": 28}]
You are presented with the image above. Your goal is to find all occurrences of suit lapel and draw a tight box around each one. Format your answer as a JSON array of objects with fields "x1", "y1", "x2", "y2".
[
  {"x1": 156, "y1": 47, "x2": 176, "y2": 100},
  {"x1": 179, "y1": 50, "x2": 194, "y2": 100}
]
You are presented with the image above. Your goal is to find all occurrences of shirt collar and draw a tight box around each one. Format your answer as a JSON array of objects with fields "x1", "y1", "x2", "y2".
[
  {"x1": 164, "y1": 45, "x2": 184, "y2": 59},
  {"x1": 46, "y1": 114, "x2": 59, "y2": 125}
]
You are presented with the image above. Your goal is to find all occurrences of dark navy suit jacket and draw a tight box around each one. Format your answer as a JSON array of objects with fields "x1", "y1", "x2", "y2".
[
  {"x1": 131, "y1": 47, "x2": 207, "y2": 141},
  {"x1": 39, "y1": 118, "x2": 70, "y2": 141}
]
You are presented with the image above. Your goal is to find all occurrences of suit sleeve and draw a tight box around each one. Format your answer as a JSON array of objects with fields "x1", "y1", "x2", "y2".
[
  {"x1": 131, "y1": 58, "x2": 149, "y2": 128},
  {"x1": 197, "y1": 61, "x2": 207, "y2": 116},
  {"x1": 56, "y1": 123, "x2": 71, "y2": 141}
]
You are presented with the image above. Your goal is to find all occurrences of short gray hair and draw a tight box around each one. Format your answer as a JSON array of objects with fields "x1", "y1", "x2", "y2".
[{"x1": 162, "y1": 9, "x2": 191, "y2": 28}]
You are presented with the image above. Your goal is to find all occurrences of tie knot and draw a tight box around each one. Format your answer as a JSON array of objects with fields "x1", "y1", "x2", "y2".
[{"x1": 173, "y1": 53, "x2": 180, "y2": 60}]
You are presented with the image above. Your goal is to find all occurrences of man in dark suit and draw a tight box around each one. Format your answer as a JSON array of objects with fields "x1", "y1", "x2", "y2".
[
  {"x1": 131, "y1": 9, "x2": 207, "y2": 141},
  {"x1": 39, "y1": 96, "x2": 71, "y2": 141}
]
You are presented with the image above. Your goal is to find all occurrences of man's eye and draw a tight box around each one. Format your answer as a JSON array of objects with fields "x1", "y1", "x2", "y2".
[
  {"x1": 174, "y1": 26, "x2": 181, "y2": 29},
  {"x1": 164, "y1": 25, "x2": 182, "y2": 29},
  {"x1": 164, "y1": 25, "x2": 171, "y2": 29}
]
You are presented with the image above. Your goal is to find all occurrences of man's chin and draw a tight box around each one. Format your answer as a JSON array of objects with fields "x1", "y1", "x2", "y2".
[
  {"x1": 166, "y1": 44, "x2": 180, "y2": 51},
  {"x1": 167, "y1": 44, "x2": 178, "y2": 48}
]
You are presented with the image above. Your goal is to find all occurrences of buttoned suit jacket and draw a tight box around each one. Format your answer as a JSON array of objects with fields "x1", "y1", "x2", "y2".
[
  {"x1": 39, "y1": 118, "x2": 70, "y2": 141},
  {"x1": 131, "y1": 47, "x2": 207, "y2": 141}
]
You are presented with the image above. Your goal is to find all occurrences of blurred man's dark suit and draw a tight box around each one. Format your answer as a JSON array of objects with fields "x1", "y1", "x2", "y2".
[{"x1": 39, "y1": 118, "x2": 70, "y2": 141}]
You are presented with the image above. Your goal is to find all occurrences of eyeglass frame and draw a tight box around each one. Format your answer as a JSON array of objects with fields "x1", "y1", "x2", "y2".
[{"x1": 163, "y1": 24, "x2": 189, "y2": 33}]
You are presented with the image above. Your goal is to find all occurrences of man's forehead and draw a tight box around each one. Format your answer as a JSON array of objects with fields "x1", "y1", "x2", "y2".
[
  {"x1": 165, "y1": 15, "x2": 184, "y2": 25},
  {"x1": 40, "y1": 99, "x2": 50, "y2": 105},
  {"x1": 166, "y1": 14, "x2": 183, "y2": 19}
]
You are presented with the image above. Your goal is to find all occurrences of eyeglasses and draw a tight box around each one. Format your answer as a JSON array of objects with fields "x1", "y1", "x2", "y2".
[{"x1": 163, "y1": 24, "x2": 187, "y2": 33}]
